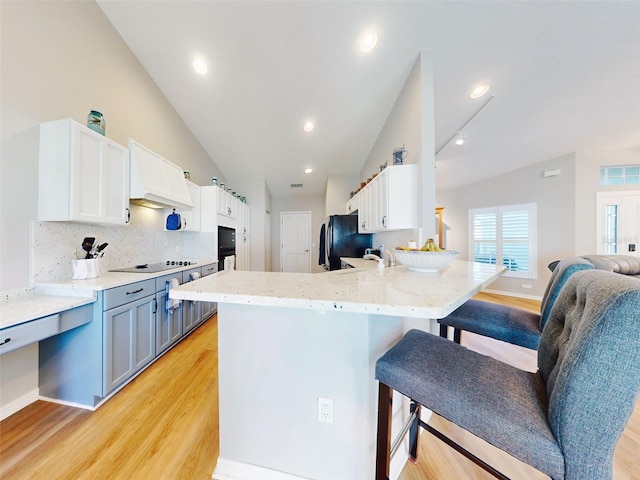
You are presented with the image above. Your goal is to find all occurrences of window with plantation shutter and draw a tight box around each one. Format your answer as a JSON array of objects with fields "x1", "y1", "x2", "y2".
[{"x1": 469, "y1": 203, "x2": 537, "y2": 279}]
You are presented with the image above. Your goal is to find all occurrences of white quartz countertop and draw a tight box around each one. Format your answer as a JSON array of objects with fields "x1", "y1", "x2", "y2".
[
  {"x1": 1, "y1": 259, "x2": 217, "y2": 329},
  {"x1": 170, "y1": 260, "x2": 506, "y2": 319},
  {"x1": 340, "y1": 257, "x2": 384, "y2": 270},
  {"x1": 36, "y1": 259, "x2": 218, "y2": 292},
  {"x1": 1, "y1": 287, "x2": 97, "y2": 329}
]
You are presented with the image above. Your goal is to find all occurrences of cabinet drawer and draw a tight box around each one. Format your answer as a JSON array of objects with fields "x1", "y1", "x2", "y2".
[
  {"x1": 183, "y1": 267, "x2": 202, "y2": 283},
  {"x1": 1, "y1": 314, "x2": 59, "y2": 355},
  {"x1": 201, "y1": 263, "x2": 218, "y2": 277},
  {"x1": 156, "y1": 273, "x2": 183, "y2": 293},
  {"x1": 59, "y1": 304, "x2": 93, "y2": 333},
  {"x1": 104, "y1": 279, "x2": 155, "y2": 311}
]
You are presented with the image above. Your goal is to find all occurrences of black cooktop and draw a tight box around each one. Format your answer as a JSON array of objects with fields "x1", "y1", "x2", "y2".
[{"x1": 110, "y1": 260, "x2": 196, "y2": 274}]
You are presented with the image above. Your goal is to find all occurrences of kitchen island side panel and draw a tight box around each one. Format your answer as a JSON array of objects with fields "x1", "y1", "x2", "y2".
[{"x1": 216, "y1": 303, "x2": 406, "y2": 480}]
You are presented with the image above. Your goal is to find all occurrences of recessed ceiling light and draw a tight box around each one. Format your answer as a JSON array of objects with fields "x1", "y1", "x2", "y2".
[
  {"x1": 303, "y1": 121, "x2": 314, "y2": 132},
  {"x1": 304, "y1": 168, "x2": 313, "y2": 174},
  {"x1": 469, "y1": 83, "x2": 490, "y2": 99},
  {"x1": 193, "y1": 57, "x2": 208, "y2": 75},
  {"x1": 360, "y1": 31, "x2": 378, "y2": 53},
  {"x1": 455, "y1": 132, "x2": 465, "y2": 146}
]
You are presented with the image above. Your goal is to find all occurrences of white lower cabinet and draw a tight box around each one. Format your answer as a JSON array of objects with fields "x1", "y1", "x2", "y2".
[{"x1": 236, "y1": 235, "x2": 250, "y2": 271}]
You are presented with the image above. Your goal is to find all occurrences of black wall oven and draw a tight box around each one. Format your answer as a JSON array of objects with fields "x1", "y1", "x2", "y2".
[{"x1": 218, "y1": 226, "x2": 236, "y2": 271}]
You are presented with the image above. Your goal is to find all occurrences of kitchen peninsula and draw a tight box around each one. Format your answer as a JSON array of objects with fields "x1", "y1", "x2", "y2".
[{"x1": 170, "y1": 261, "x2": 505, "y2": 480}]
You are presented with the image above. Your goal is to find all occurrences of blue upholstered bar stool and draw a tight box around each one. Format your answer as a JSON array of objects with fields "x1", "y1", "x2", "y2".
[
  {"x1": 437, "y1": 257, "x2": 594, "y2": 349},
  {"x1": 375, "y1": 270, "x2": 640, "y2": 480}
]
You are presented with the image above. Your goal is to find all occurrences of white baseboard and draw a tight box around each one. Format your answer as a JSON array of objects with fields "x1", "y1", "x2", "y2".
[
  {"x1": 0, "y1": 388, "x2": 39, "y2": 421},
  {"x1": 212, "y1": 458, "x2": 312, "y2": 480},
  {"x1": 38, "y1": 395, "x2": 97, "y2": 411},
  {"x1": 482, "y1": 288, "x2": 543, "y2": 302}
]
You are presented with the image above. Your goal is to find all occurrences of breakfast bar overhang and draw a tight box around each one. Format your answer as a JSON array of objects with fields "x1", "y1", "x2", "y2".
[{"x1": 170, "y1": 261, "x2": 505, "y2": 480}]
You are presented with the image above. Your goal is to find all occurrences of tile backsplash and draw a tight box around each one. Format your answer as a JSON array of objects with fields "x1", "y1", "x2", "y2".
[{"x1": 31, "y1": 205, "x2": 215, "y2": 283}]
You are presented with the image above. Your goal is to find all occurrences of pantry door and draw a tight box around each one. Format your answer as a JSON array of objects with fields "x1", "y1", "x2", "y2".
[
  {"x1": 596, "y1": 191, "x2": 640, "y2": 255},
  {"x1": 280, "y1": 211, "x2": 311, "y2": 273}
]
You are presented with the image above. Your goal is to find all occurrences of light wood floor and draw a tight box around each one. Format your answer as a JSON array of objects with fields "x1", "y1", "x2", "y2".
[{"x1": 0, "y1": 294, "x2": 638, "y2": 480}]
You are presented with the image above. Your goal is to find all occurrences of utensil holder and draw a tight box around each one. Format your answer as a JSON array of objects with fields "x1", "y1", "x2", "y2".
[{"x1": 72, "y1": 258, "x2": 101, "y2": 280}]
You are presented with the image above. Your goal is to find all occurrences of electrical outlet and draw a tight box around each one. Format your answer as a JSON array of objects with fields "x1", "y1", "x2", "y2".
[
  {"x1": 521, "y1": 283, "x2": 533, "y2": 289},
  {"x1": 317, "y1": 397, "x2": 333, "y2": 424}
]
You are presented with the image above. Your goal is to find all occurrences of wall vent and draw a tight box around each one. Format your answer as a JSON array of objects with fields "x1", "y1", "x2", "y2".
[{"x1": 290, "y1": 183, "x2": 303, "y2": 188}]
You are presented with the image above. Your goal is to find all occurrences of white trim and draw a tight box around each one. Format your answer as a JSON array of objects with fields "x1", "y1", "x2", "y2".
[
  {"x1": 37, "y1": 396, "x2": 97, "y2": 411},
  {"x1": 481, "y1": 288, "x2": 543, "y2": 302},
  {"x1": 0, "y1": 388, "x2": 39, "y2": 421},
  {"x1": 213, "y1": 458, "x2": 312, "y2": 480}
]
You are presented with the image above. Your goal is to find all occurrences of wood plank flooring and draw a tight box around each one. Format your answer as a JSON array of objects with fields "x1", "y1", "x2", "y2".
[
  {"x1": 0, "y1": 317, "x2": 219, "y2": 480},
  {"x1": 0, "y1": 293, "x2": 638, "y2": 479}
]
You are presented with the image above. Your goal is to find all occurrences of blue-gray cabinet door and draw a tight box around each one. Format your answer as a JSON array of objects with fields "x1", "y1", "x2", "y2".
[
  {"x1": 156, "y1": 290, "x2": 182, "y2": 354},
  {"x1": 103, "y1": 295, "x2": 155, "y2": 394}
]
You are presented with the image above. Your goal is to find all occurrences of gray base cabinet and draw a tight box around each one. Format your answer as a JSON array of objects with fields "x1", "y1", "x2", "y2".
[
  {"x1": 103, "y1": 295, "x2": 155, "y2": 394},
  {"x1": 156, "y1": 273, "x2": 183, "y2": 354},
  {"x1": 39, "y1": 264, "x2": 218, "y2": 409}
]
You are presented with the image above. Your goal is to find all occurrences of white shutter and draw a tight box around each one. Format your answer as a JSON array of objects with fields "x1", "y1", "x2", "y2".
[{"x1": 469, "y1": 203, "x2": 537, "y2": 279}]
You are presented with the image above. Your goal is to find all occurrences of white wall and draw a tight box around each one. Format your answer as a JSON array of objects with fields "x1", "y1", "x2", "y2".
[
  {"x1": 437, "y1": 154, "x2": 577, "y2": 297},
  {"x1": 271, "y1": 196, "x2": 325, "y2": 273},
  {"x1": 325, "y1": 174, "x2": 359, "y2": 217},
  {"x1": 363, "y1": 52, "x2": 437, "y2": 253},
  {"x1": 575, "y1": 148, "x2": 640, "y2": 253},
  {"x1": 0, "y1": 1, "x2": 224, "y2": 414}
]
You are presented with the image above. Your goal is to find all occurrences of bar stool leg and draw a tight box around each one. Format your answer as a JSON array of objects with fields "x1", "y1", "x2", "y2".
[
  {"x1": 376, "y1": 382, "x2": 393, "y2": 480},
  {"x1": 409, "y1": 401, "x2": 421, "y2": 463}
]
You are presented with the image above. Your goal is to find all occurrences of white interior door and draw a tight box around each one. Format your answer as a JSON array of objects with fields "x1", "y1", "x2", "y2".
[
  {"x1": 596, "y1": 191, "x2": 640, "y2": 255},
  {"x1": 280, "y1": 211, "x2": 311, "y2": 273}
]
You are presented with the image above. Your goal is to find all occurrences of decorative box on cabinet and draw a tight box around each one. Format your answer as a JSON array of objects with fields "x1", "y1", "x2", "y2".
[{"x1": 38, "y1": 118, "x2": 130, "y2": 225}]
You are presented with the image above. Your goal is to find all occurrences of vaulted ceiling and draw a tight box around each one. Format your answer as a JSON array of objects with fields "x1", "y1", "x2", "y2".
[{"x1": 97, "y1": 1, "x2": 640, "y2": 197}]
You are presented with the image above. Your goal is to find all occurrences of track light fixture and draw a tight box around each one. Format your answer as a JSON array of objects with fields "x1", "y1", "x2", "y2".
[{"x1": 455, "y1": 132, "x2": 465, "y2": 146}]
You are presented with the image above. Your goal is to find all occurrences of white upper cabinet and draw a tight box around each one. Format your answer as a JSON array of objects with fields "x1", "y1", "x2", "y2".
[
  {"x1": 199, "y1": 186, "x2": 218, "y2": 233},
  {"x1": 215, "y1": 186, "x2": 237, "y2": 219},
  {"x1": 128, "y1": 139, "x2": 192, "y2": 210},
  {"x1": 351, "y1": 164, "x2": 417, "y2": 233},
  {"x1": 237, "y1": 201, "x2": 250, "y2": 235},
  {"x1": 38, "y1": 118, "x2": 130, "y2": 225}
]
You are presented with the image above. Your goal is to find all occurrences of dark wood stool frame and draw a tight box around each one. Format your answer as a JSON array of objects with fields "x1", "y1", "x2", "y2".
[{"x1": 375, "y1": 382, "x2": 511, "y2": 480}]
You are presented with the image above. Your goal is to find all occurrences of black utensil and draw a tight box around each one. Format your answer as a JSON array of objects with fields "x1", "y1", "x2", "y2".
[
  {"x1": 96, "y1": 243, "x2": 109, "y2": 257},
  {"x1": 82, "y1": 237, "x2": 95, "y2": 259}
]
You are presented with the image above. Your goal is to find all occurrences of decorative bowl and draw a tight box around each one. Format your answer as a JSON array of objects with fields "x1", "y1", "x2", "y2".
[{"x1": 392, "y1": 250, "x2": 459, "y2": 273}]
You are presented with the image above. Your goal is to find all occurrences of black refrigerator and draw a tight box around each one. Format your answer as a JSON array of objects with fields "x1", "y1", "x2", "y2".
[{"x1": 320, "y1": 215, "x2": 372, "y2": 271}]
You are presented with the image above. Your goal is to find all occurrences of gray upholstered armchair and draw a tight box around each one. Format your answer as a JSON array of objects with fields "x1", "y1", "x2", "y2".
[
  {"x1": 437, "y1": 257, "x2": 594, "y2": 349},
  {"x1": 375, "y1": 270, "x2": 640, "y2": 480}
]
